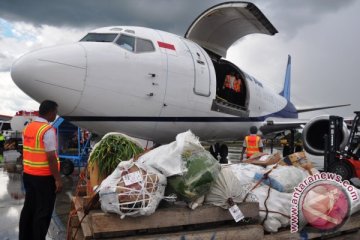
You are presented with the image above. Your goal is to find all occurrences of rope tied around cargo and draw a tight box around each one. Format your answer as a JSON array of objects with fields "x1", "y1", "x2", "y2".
[
  {"x1": 66, "y1": 167, "x2": 101, "y2": 240},
  {"x1": 227, "y1": 197, "x2": 235, "y2": 207},
  {"x1": 243, "y1": 164, "x2": 278, "y2": 202},
  {"x1": 97, "y1": 161, "x2": 166, "y2": 218},
  {"x1": 241, "y1": 163, "x2": 290, "y2": 224},
  {"x1": 262, "y1": 180, "x2": 272, "y2": 225}
]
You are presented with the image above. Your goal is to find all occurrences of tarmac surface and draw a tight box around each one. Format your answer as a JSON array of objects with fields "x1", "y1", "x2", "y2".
[{"x1": 0, "y1": 152, "x2": 77, "y2": 240}]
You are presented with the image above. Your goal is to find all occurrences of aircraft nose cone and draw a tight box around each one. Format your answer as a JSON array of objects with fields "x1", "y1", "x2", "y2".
[{"x1": 11, "y1": 43, "x2": 87, "y2": 115}]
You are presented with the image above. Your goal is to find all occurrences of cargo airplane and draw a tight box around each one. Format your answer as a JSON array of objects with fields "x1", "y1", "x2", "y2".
[{"x1": 11, "y1": 1, "x2": 348, "y2": 156}]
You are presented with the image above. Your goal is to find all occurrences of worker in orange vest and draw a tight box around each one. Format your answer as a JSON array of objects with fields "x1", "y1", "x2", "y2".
[
  {"x1": 233, "y1": 76, "x2": 241, "y2": 93},
  {"x1": 222, "y1": 72, "x2": 236, "y2": 102},
  {"x1": 19, "y1": 100, "x2": 62, "y2": 240},
  {"x1": 240, "y1": 126, "x2": 263, "y2": 160}
]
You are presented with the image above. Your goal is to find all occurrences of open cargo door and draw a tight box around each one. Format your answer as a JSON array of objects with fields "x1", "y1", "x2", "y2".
[{"x1": 185, "y1": 1, "x2": 278, "y2": 58}]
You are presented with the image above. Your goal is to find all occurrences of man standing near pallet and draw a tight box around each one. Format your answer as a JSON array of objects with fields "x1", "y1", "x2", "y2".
[{"x1": 19, "y1": 100, "x2": 63, "y2": 240}]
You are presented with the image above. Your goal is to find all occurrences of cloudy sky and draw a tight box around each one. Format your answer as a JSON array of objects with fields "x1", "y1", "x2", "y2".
[{"x1": 0, "y1": 0, "x2": 359, "y2": 119}]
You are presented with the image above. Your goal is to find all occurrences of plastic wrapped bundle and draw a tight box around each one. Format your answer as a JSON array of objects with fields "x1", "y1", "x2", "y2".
[
  {"x1": 137, "y1": 130, "x2": 204, "y2": 177},
  {"x1": 98, "y1": 160, "x2": 166, "y2": 218},
  {"x1": 167, "y1": 149, "x2": 221, "y2": 202}
]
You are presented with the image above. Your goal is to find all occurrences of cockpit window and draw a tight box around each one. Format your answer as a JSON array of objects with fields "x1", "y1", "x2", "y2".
[
  {"x1": 136, "y1": 38, "x2": 155, "y2": 53},
  {"x1": 116, "y1": 34, "x2": 135, "y2": 52},
  {"x1": 80, "y1": 33, "x2": 118, "y2": 42}
]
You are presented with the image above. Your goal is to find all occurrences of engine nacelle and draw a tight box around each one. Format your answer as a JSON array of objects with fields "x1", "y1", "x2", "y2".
[{"x1": 302, "y1": 115, "x2": 349, "y2": 156}]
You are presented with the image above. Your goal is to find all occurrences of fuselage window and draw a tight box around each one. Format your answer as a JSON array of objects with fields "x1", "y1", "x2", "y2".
[
  {"x1": 80, "y1": 33, "x2": 118, "y2": 42},
  {"x1": 116, "y1": 34, "x2": 135, "y2": 52},
  {"x1": 135, "y1": 38, "x2": 155, "y2": 53}
]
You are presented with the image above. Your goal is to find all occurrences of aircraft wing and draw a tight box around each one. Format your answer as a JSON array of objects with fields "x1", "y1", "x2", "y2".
[
  {"x1": 185, "y1": 1, "x2": 278, "y2": 58},
  {"x1": 259, "y1": 117, "x2": 308, "y2": 135},
  {"x1": 296, "y1": 104, "x2": 350, "y2": 113}
]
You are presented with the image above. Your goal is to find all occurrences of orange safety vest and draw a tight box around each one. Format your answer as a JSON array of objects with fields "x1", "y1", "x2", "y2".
[
  {"x1": 233, "y1": 79, "x2": 241, "y2": 93},
  {"x1": 245, "y1": 135, "x2": 261, "y2": 158},
  {"x1": 22, "y1": 121, "x2": 60, "y2": 176},
  {"x1": 223, "y1": 75, "x2": 232, "y2": 89}
]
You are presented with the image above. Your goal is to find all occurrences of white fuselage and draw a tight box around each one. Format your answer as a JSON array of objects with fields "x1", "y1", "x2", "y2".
[{"x1": 11, "y1": 26, "x2": 294, "y2": 143}]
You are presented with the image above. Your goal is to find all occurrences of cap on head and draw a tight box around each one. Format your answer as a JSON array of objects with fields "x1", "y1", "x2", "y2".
[{"x1": 250, "y1": 126, "x2": 258, "y2": 134}]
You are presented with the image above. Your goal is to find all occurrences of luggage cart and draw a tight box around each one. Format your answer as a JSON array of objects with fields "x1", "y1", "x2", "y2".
[{"x1": 53, "y1": 117, "x2": 91, "y2": 176}]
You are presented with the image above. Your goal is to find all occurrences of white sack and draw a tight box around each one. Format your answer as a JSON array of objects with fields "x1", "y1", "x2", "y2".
[
  {"x1": 98, "y1": 159, "x2": 166, "y2": 218},
  {"x1": 205, "y1": 166, "x2": 258, "y2": 209},
  {"x1": 230, "y1": 163, "x2": 265, "y2": 184},
  {"x1": 251, "y1": 186, "x2": 292, "y2": 233},
  {"x1": 229, "y1": 163, "x2": 292, "y2": 232},
  {"x1": 255, "y1": 165, "x2": 309, "y2": 193},
  {"x1": 137, "y1": 130, "x2": 203, "y2": 177}
]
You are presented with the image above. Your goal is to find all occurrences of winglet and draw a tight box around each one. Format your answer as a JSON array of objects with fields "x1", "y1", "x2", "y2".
[{"x1": 279, "y1": 55, "x2": 291, "y2": 101}]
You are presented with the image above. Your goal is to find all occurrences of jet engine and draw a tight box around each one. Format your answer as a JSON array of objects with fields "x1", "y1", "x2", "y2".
[{"x1": 302, "y1": 115, "x2": 349, "y2": 156}]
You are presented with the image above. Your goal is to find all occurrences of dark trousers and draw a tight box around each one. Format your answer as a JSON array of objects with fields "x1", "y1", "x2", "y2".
[
  {"x1": 0, "y1": 140, "x2": 4, "y2": 151},
  {"x1": 19, "y1": 173, "x2": 56, "y2": 240}
]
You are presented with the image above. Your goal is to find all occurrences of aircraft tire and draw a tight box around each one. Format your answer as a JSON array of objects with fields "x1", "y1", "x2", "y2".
[
  {"x1": 328, "y1": 161, "x2": 354, "y2": 180},
  {"x1": 60, "y1": 159, "x2": 74, "y2": 176}
]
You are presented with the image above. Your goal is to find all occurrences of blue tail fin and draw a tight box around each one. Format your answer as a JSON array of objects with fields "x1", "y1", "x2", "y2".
[{"x1": 279, "y1": 55, "x2": 291, "y2": 101}]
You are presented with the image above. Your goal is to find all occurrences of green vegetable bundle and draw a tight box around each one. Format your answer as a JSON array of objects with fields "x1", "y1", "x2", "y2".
[
  {"x1": 167, "y1": 149, "x2": 221, "y2": 202},
  {"x1": 89, "y1": 134, "x2": 144, "y2": 178}
]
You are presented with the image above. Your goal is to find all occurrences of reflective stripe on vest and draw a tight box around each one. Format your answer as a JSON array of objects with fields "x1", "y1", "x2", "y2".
[
  {"x1": 22, "y1": 121, "x2": 60, "y2": 176},
  {"x1": 245, "y1": 135, "x2": 260, "y2": 157}
]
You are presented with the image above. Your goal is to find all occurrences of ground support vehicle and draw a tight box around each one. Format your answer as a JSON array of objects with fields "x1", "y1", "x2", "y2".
[
  {"x1": 53, "y1": 117, "x2": 91, "y2": 176},
  {"x1": 324, "y1": 112, "x2": 360, "y2": 180}
]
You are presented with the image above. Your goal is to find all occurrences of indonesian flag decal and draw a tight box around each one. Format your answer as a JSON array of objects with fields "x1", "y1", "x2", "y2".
[{"x1": 157, "y1": 41, "x2": 176, "y2": 51}]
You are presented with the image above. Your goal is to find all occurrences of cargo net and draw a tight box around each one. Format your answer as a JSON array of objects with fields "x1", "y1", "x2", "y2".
[{"x1": 99, "y1": 160, "x2": 166, "y2": 218}]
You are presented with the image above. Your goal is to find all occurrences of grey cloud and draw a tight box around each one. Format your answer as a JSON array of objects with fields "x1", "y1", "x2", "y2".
[
  {"x1": 0, "y1": 53, "x2": 13, "y2": 72},
  {"x1": 0, "y1": 0, "x2": 223, "y2": 35},
  {"x1": 256, "y1": 0, "x2": 356, "y2": 39},
  {"x1": 1, "y1": 0, "x2": 357, "y2": 38}
]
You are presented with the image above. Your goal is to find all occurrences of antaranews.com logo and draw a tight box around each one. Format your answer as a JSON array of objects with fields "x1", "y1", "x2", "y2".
[{"x1": 291, "y1": 172, "x2": 359, "y2": 233}]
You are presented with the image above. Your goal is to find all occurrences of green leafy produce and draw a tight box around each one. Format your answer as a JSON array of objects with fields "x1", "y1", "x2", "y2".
[
  {"x1": 89, "y1": 134, "x2": 144, "y2": 178},
  {"x1": 167, "y1": 150, "x2": 221, "y2": 202}
]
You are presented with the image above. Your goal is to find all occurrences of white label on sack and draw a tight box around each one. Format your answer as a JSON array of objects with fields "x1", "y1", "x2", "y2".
[
  {"x1": 123, "y1": 171, "x2": 142, "y2": 186},
  {"x1": 229, "y1": 204, "x2": 245, "y2": 222}
]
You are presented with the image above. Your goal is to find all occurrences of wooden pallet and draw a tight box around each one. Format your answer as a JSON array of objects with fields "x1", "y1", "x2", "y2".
[
  {"x1": 69, "y1": 196, "x2": 360, "y2": 239},
  {"x1": 70, "y1": 196, "x2": 261, "y2": 240}
]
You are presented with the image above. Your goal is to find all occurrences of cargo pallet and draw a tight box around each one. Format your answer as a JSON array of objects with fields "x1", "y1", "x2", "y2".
[
  {"x1": 69, "y1": 196, "x2": 360, "y2": 240},
  {"x1": 69, "y1": 196, "x2": 261, "y2": 240}
]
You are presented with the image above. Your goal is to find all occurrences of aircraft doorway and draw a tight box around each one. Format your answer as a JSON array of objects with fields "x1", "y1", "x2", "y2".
[{"x1": 211, "y1": 59, "x2": 248, "y2": 117}]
